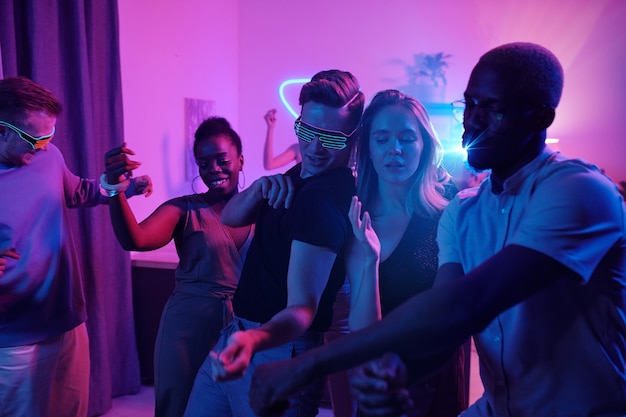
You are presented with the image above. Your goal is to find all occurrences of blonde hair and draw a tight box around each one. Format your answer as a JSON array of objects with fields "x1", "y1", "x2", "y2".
[{"x1": 356, "y1": 89, "x2": 450, "y2": 218}]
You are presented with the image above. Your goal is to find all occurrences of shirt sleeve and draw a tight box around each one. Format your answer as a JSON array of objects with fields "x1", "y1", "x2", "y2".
[
  {"x1": 437, "y1": 195, "x2": 463, "y2": 267},
  {"x1": 55, "y1": 146, "x2": 103, "y2": 208},
  {"x1": 289, "y1": 183, "x2": 350, "y2": 253},
  {"x1": 509, "y1": 162, "x2": 624, "y2": 283}
]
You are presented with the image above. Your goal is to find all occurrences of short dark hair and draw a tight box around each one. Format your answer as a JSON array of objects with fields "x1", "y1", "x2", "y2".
[
  {"x1": 298, "y1": 69, "x2": 365, "y2": 133},
  {"x1": 193, "y1": 117, "x2": 243, "y2": 156},
  {"x1": 477, "y1": 42, "x2": 564, "y2": 108},
  {"x1": 0, "y1": 76, "x2": 63, "y2": 124}
]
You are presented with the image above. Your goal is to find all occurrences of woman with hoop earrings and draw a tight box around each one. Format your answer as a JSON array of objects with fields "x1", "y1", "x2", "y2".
[{"x1": 103, "y1": 116, "x2": 253, "y2": 417}]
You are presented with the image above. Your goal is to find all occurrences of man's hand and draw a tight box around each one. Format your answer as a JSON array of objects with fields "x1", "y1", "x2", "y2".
[
  {"x1": 254, "y1": 174, "x2": 295, "y2": 209},
  {"x1": 250, "y1": 356, "x2": 313, "y2": 417},
  {"x1": 350, "y1": 353, "x2": 414, "y2": 417},
  {"x1": 128, "y1": 175, "x2": 153, "y2": 197},
  {"x1": 211, "y1": 330, "x2": 256, "y2": 382},
  {"x1": 0, "y1": 248, "x2": 20, "y2": 276}
]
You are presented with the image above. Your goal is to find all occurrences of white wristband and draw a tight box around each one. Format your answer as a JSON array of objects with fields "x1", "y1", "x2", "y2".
[{"x1": 100, "y1": 173, "x2": 130, "y2": 197}]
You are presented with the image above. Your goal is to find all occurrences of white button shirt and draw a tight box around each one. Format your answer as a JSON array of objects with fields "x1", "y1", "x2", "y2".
[{"x1": 438, "y1": 150, "x2": 626, "y2": 417}]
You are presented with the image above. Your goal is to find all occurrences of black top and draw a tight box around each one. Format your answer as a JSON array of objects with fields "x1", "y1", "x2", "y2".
[
  {"x1": 376, "y1": 182, "x2": 469, "y2": 417},
  {"x1": 379, "y1": 213, "x2": 441, "y2": 316},
  {"x1": 233, "y1": 164, "x2": 355, "y2": 332},
  {"x1": 379, "y1": 182, "x2": 458, "y2": 315}
]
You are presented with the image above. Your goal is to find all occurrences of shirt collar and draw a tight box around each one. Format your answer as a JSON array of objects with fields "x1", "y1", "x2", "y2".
[{"x1": 496, "y1": 149, "x2": 556, "y2": 195}]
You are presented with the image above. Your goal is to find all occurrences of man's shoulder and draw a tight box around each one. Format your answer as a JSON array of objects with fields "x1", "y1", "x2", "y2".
[
  {"x1": 306, "y1": 168, "x2": 354, "y2": 188},
  {"x1": 289, "y1": 169, "x2": 355, "y2": 227},
  {"x1": 537, "y1": 152, "x2": 603, "y2": 178},
  {"x1": 295, "y1": 168, "x2": 355, "y2": 200},
  {"x1": 42, "y1": 142, "x2": 64, "y2": 158},
  {"x1": 533, "y1": 153, "x2": 616, "y2": 195},
  {"x1": 27, "y1": 143, "x2": 65, "y2": 172}
]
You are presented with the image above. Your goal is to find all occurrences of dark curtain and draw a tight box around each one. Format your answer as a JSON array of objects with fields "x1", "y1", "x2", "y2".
[{"x1": 0, "y1": 1, "x2": 141, "y2": 415}]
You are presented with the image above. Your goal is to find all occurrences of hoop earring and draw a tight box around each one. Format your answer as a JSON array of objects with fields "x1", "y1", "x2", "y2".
[
  {"x1": 238, "y1": 170, "x2": 246, "y2": 190},
  {"x1": 192, "y1": 175, "x2": 203, "y2": 194}
]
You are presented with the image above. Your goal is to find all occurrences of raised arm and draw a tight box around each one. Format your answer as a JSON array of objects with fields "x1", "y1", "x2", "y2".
[
  {"x1": 60, "y1": 142, "x2": 152, "y2": 208},
  {"x1": 345, "y1": 196, "x2": 382, "y2": 331},
  {"x1": 263, "y1": 109, "x2": 300, "y2": 170},
  {"x1": 104, "y1": 145, "x2": 179, "y2": 251},
  {"x1": 108, "y1": 195, "x2": 183, "y2": 251}
]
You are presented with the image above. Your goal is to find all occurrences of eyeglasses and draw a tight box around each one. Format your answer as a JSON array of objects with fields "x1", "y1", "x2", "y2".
[
  {"x1": 451, "y1": 99, "x2": 549, "y2": 133},
  {"x1": 293, "y1": 117, "x2": 357, "y2": 150},
  {"x1": 0, "y1": 121, "x2": 55, "y2": 150},
  {"x1": 451, "y1": 99, "x2": 505, "y2": 130}
]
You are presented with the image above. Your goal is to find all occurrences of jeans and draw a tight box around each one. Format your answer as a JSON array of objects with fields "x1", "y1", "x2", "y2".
[
  {"x1": 183, "y1": 316, "x2": 325, "y2": 417},
  {"x1": 0, "y1": 323, "x2": 90, "y2": 417}
]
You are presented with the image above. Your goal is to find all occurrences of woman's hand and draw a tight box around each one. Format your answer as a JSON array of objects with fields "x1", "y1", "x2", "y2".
[
  {"x1": 104, "y1": 143, "x2": 142, "y2": 184},
  {"x1": 349, "y1": 196, "x2": 381, "y2": 262}
]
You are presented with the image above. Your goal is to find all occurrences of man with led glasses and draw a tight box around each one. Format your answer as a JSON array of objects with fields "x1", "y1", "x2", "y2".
[
  {"x1": 293, "y1": 116, "x2": 357, "y2": 150},
  {"x1": 0, "y1": 120, "x2": 55, "y2": 150},
  {"x1": 183, "y1": 70, "x2": 364, "y2": 417},
  {"x1": 248, "y1": 43, "x2": 626, "y2": 417},
  {"x1": 0, "y1": 76, "x2": 152, "y2": 417}
]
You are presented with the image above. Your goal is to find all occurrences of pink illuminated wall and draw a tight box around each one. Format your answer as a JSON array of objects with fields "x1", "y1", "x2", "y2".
[
  {"x1": 118, "y1": 0, "x2": 625, "y2": 242},
  {"x1": 237, "y1": 0, "x2": 625, "y2": 183},
  {"x1": 117, "y1": 0, "x2": 239, "y2": 232}
]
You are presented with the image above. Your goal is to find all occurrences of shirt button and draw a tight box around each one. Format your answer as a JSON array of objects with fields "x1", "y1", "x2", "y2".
[
  {"x1": 494, "y1": 336, "x2": 501, "y2": 342},
  {"x1": 500, "y1": 208, "x2": 508, "y2": 214}
]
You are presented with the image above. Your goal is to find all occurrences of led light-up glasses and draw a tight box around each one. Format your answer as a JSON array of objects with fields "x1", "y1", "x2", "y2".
[
  {"x1": 293, "y1": 117, "x2": 357, "y2": 150},
  {"x1": 0, "y1": 121, "x2": 55, "y2": 150}
]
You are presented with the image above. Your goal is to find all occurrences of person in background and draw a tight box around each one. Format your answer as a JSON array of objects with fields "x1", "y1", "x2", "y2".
[
  {"x1": 346, "y1": 89, "x2": 468, "y2": 417},
  {"x1": 183, "y1": 69, "x2": 365, "y2": 417},
  {"x1": 248, "y1": 42, "x2": 626, "y2": 417},
  {"x1": 0, "y1": 76, "x2": 151, "y2": 417},
  {"x1": 103, "y1": 117, "x2": 253, "y2": 417},
  {"x1": 263, "y1": 108, "x2": 301, "y2": 170}
]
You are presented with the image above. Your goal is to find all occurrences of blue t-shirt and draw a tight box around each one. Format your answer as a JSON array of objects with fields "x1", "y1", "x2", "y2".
[{"x1": 0, "y1": 144, "x2": 102, "y2": 347}]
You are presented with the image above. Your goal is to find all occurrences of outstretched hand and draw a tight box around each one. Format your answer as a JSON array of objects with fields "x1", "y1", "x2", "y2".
[
  {"x1": 253, "y1": 174, "x2": 295, "y2": 209},
  {"x1": 349, "y1": 196, "x2": 381, "y2": 262},
  {"x1": 104, "y1": 143, "x2": 141, "y2": 184},
  {"x1": 350, "y1": 353, "x2": 414, "y2": 417},
  {"x1": 210, "y1": 330, "x2": 255, "y2": 382}
]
